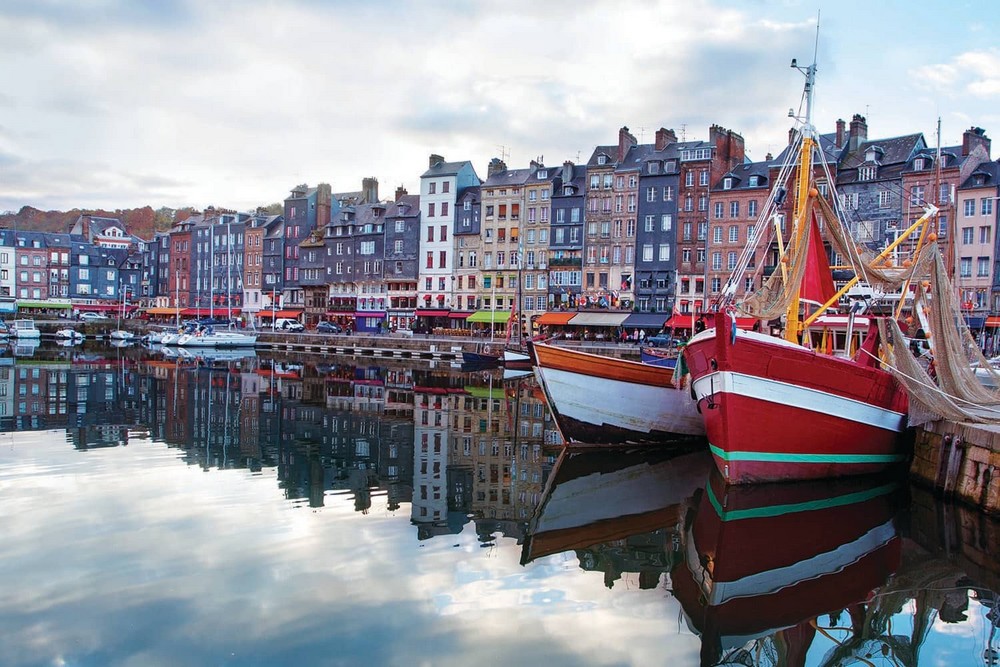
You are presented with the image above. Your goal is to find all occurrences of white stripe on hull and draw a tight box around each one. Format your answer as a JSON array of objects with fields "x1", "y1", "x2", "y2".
[
  {"x1": 538, "y1": 366, "x2": 703, "y2": 436},
  {"x1": 690, "y1": 371, "x2": 906, "y2": 432}
]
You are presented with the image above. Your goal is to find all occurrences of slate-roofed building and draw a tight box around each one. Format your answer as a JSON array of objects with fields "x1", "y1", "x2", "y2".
[
  {"x1": 453, "y1": 185, "x2": 481, "y2": 314},
  {"x1": 548, "y1": 161, "x2": 586, "y2": 309},
  {"x1": 384, "y1": 193, "x2": 421, "y2": 331},
  {"x1": 633, "y1": 129, "x2": 681, "y2": 316},
  {"x1": 71, "y1": 214, "x2": 131, "y2": 250},
  {"x1": 956, "y1": 158, "x2": 1000, "y2": 328},
  {"x1": 520, "y1": 162, "x2": 557, "y2": 327}
]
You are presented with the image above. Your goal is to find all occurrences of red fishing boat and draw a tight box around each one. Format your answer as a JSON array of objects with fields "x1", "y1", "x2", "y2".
[{"x1": 681, "y1": 55, "x2": 936, "y2": 484}]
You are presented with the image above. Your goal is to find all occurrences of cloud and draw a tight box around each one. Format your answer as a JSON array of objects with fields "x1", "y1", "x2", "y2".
[{"x1": 910, "y1": 48, "x2": 1000, "y2": 99}]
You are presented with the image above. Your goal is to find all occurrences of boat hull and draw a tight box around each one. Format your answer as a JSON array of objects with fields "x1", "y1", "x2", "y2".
[
  {"x1": 683, "y1": 310, "x2": 908, "y2": 484},
  {"x1": 532, "y1": 342, "x2": 704, "y2": 444},
  {"x1": 176, "y1": 333, "x2": 257, "y2": 348}
]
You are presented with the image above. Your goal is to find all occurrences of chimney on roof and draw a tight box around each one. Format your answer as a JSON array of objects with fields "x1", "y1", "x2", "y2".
[
  {"x1": 962, "y1": 126, "x2": 991, "y2": 157},
  {"x1": 487, "y1": 157, "x2": 507, "y2": 178},
  {"x1": 618, "y1": 126, "x2": 637, "y2": 162},
  {"x1": 655, "y1": 128, "x2": 677, "y2": 151},
  {"x1": 317, "y1": 183, "x2": 332, "y2": 226},
  {"x1": 848, "y1": 114, "x2": 867, "y2": 152},
  {"x1": 394, "y1": 185, "x2": 408, "y2": 202},
  {"x1": 429, "y1": 154, "x2": 445, "y2": 169},
  {"x1": 788, "y1": 127, "x2": 797, "y2": 146},
  {"x1": 765, "y1": 152, "x2": 773, "y2": 161},
  {"x1": 835, "y1": 119, "x2": 846, "y2": 147},
  {"x1": 362, "y1": 177, "x2": 379, "y2": 203},
  {"x1": 561, "y1": 161, "x2": 575, "y2": 182}
]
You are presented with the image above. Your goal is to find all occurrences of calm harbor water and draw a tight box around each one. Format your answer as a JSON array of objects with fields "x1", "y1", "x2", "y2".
[{"x1": 0, "y1": 342, "x2": 998, "y2": 666}]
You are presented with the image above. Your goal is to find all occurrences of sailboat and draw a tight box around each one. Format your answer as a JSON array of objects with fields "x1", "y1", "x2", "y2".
[
  {"x1": 501, "y1": 236, "x2": 531, "y2": 368},
  {"x1": 176, "y1": 218, "x2": 257, "y2": 349},
  {"x1": 108, "y1": 284, "x2": 135, "y2": 342},
  {"x1": 682, "y1": 51, "x2": 937, "y2": 484}
]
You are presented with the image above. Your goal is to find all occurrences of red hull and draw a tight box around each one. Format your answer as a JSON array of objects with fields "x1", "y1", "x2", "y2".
[{"x1": 683, "y1": 310, "x2": 908, "y2": 484}]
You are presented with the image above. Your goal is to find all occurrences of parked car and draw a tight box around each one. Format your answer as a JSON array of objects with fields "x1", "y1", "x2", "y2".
[
  {"x1": 78, "y1": 312, "x2": 108, "y2": 322},
  {"x1": 315, "y1": 321, "x2": 342, "y2": 334},
  {"x1": 646, "y1": 332, "x2": 679, "y2": 348},
  {"x1": 273, "y1": 318, "x2": 304, "y2": 332}
]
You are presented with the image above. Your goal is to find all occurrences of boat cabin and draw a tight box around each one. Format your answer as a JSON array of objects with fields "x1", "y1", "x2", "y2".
[{"x1": 805, "y1": 314, "x2": 871, "y2": 358}]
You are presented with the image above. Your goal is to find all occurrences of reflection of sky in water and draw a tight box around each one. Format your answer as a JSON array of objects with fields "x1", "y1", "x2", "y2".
[{"x1": 0, "y1": 430, "x2": 995, "y2": 666}]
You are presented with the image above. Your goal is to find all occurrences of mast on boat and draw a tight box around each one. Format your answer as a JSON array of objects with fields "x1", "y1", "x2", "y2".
[{"x1": 784, "y1": 53, "x2": 818, "y2": 344}]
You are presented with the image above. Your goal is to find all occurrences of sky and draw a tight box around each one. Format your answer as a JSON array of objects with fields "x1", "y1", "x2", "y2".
[{"x1": 0, "y1": 0, "x2": 998, "y2": 214}]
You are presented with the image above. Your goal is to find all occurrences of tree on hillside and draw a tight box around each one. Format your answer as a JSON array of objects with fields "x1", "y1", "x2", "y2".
[{"x1": 257, "y1": 203, "x2": 283, "y2": 215}]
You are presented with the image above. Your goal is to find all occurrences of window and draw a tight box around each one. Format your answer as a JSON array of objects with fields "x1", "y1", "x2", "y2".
[
  {"x1": 661, "y1": 214, "x2": 672, "y2": 231},
  {"x1": 426, "y1": 226, "x2": 434, "y2": 242},
  {"x1": 658, "y1": 244, "x2": 670, "y2": 261},
  {"x1": 427, "y1": 203, "x2": 435, "y2": 217},
  {"x1": 749, "y1": 175, "x2": 760, "y2": 186},
  {"x1": 426, "y1": 252, "x2": 433, "y2": 269},
  {"x1": 723, "y1": 177, "x2": 732, "y2": 190},
  {"x1": 441, "y1": 202, "x2": 449, "y2": 217},
  {"x1": 711, "y1": 252, "x2": 722, "y2": 270},
  {"x1": 662, "y1": 186, "x2": 674, "y2": 201},
  {"x1": 960, "y1": 257, "x2": 972, "y2": 278},
  {"x1": 878, "y1": 191, "x2": 891, "y2": 208},
  {"x1": 714, "y1": 202, "x2": 724, "y2": 219},
  {"x1": 858, "y1": 166, "x2": 876, "y2": 181},
  {"x1": 698, "y1": 195, "x2": 707, "y2": 211},
  {"x1": 910, "y1": 185, "x2": 924, "y2": 206},
  {"x1": 981, "y1": 226, "x2": 991, "y2": 244},
  {"x1": 729, "y1": 225, "x2": 739, "y2": 243},
  {"x1": 962, "y1": 227, "x2": 974, "y2": 244},
  {"x1": 699, "y1": 170, "x2": 709, "y2": 186},
  {"x1": 438, "y1": 251, "x2": 446, "y2": 268},
  {"x1": 978, "y1": 257, "x2": 990, "y2": 277},
  {"x1": 442, "y1": 181, "x2": 450, "y2": 193},
  {"x1": 748, "y1": 200, "x2": 758, "y2": 218},
  {"x1": 646, "y1": 187, "x2": 656, "y2": 202},
  {"x1": 685, "y1": 171, "x2": 694, "y2": 187},
  {"x1": 440, "y1": 225, "x2": 447, "y2": 241},
  {"x1": 983, "y1": 198, "x2": 995, "y2": 216},
  {"x1": 642, "y1": 244, "x2": 653, "y2": 262},
  {"x1": 730, "y1": 201, "x2": 739, "y2": 218},
  {"x1": 713, "y1": 227, "x2": 722, "y2": 243},
  {"x1": 428, "y1": 182, "x2": 436, "y2": 194},
  {"x1": 913, "y1": 157, "x2": 925, "y2": 170},
  {"x1": 965, "y1": 199, "x2": 976, "y2": 217},
  {"x1": 644, "y1": 215, "x2": 655, "y2": 232}
]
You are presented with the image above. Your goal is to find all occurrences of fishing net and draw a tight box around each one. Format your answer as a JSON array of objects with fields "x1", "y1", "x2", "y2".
[{"x1": 878, "y1": 245, "x2": 1000, "y2": 425}]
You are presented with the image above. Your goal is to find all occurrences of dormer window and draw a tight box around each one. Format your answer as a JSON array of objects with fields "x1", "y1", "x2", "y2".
[
  {"x1": 723, "y1": 177, "x2": 733, "y2": 190},
  {"x1": 648, "y1": 162, "x2": 659, "y2": 175},
  {"x1": 537, "y1": 170, "x2": 547, "y2": 179},
  {"x1": 865, "y1": 148, "x2": 878, "y2": 162},
  {"x1": 913, "y1": 157, "x2": 926, "y2": 170},
  {"x1": 748, "y1": 175, "x2": 760, "y2": 187},
  {"x1": 859, "y1": 165, "x2": 877, "y2": 181},
  {"x1": 597, "y1": 155, "x2": 607, "y2": 165},
  {"x1": 563, "y1": 186, "x2": 573, "y2": 196}
]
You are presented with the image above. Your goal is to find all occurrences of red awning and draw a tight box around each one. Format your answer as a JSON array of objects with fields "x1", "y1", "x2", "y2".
[
  {"x1": 415, "y1": 309, "x2": 449, "y2": 317},
  {"x1": 535, "y1": 311, "x2": 576, "y2": 326},
  {"x1": 259, "y1": 309, "x2": 303, "y2": 319},
  {"x1": 449, "y1": 312, "x2": 472, "y2": 320},
  {"x1": 664, "y1": 314, "x2": 695, "y2": 329},
  {"x1": 987, "y1": 317, "x2": 1000, "y2": 327}
]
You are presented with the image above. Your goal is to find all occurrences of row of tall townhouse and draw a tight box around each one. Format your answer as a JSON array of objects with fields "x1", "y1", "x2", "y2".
[
  {"x1": 0, "y1": 215, "x2": 145, "y2": 317},
  {"x1": 28, "y1": 120, "x2": 994, "y2": 334}
]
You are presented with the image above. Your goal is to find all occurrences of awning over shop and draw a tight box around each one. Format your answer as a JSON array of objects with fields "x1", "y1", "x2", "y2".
[
  {"x1": 664, "y1": 314, "x2": 696, "y2": 329},
  {"x1": 986, "y1": 316, "x2": 1000, "y2": 327},
  {"x1": 622, "y1": 312, "x2": 670, "y2": 328},
  {"x1": 535, "y1": 311, "x2": 576, "y2": 326},
  {"x1": 466, "y1": 309, "x2": 511, "y2": 324},
  {"x1": 415, "y1": 309, "x2": 450, "y2": 317},
  {"x1": 145, "y1": 307, "x2": 181, "y2": 316},
  {"x1": 17, "y1": 300, "x2": 72, "y2": 309},
  {"x1": 465, "y1": 385, "x2": 505, "y2": 399},
  {"x1": 354, "y1": 311, "x2": 386, "y2": 318},
  {"x1": 567, "y1": 312, "x2": 630, "y2": 327},
  {"x1": 965, "y1": 315, "x2": 986, "y2": 329},
  {"x1": 259, "y1": 309, "x2": 304, "y2": 319},
  {"x1": 449, "y1": 312, "x2": 472, "y2": 320}
]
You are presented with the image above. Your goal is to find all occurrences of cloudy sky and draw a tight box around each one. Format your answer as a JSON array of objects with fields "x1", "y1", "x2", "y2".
[{"x1": 1, "y1": 0, "x2": 997, "y2": 213}]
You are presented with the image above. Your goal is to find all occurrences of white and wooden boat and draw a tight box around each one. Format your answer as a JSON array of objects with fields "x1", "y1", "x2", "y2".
[
  {"x1": 10, "y1": 319, "x2": 40, "y2": 339},
  {"x1": 108, "y1": 329, "x2": 136, "y2": 341},
  {"x1": 531, "y1": 341, "x2": 704, "y2": 445}
]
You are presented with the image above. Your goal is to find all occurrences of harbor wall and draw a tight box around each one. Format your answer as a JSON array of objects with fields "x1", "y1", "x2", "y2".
[{"x1": 911, "y1": 420, "x2": 1000, "y2": 517}]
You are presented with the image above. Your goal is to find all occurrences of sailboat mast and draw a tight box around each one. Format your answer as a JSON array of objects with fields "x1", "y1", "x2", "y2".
[{"x1": 784, "y1": 58, "x2": 817, "y2": 344}]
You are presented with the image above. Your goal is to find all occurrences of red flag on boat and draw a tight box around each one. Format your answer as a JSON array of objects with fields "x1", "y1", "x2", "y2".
[{"x1": 800, "y1": 212, "x2": 837, "y2": 308}]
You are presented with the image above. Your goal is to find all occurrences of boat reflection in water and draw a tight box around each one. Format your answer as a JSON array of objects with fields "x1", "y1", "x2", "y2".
[
  {"x1": 521, "y1": 446, "x2": 712, "y2": 569},
  {"x1": 524, "y1": 443, "x2": 919, "y2": 666},
  {"x1": 674, "y1": 471, "x2": 906, "y2": 666}
]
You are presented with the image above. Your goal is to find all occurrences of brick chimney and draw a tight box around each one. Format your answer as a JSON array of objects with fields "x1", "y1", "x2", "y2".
[
  {"x1": 362, "y1": 177, "x2": 379, "y2": 203},
  {"x1": 835, "y1": 118, "x2": 846, "y2": 147},
  {"x1": 710, "y1": 124, "x2": 745, "y2": 169},
  {"x1": 962, "y1": 127, "x2": 991, "y2": 157},
  {"x1": 487, "y1": 157, "x2": 507, "y2": 178},
  {"x1": 394, "y1": 185, "x2": 408, "y2": 202},
  {"x1": 428, "y1": 154, "x2": 445, "y2": 169},
  {"x1": 788, "y1": 127, "x2": 797, "y2": 146},
  {"x1": 848, "y1": 114, "x2": 867, "y2": 152},
  {"x1": 655, "y1": 127, "x2": 677, "y2": 151},
  {"x1": 618, "y1": 126, "x2": 637, "y2": 162},
  {"x1": 316, "y1": 183, "x2": 332, "y2": 226}
]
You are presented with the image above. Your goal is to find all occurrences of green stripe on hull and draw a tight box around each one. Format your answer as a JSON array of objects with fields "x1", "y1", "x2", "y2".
[
  {"x1": 708, "y1": 443, "x2": 905, "y2": 465},
  {"x1": 706, "y1": 480, "x2": 900, "y2": 521}
]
